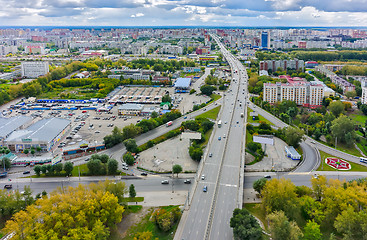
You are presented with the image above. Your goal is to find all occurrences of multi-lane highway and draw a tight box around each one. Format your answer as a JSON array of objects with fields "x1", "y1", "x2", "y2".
[{"x1": 178, "y1": 34, "x2": 247, "y2": 240}]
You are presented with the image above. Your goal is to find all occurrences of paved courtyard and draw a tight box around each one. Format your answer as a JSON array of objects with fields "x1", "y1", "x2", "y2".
[
  {"x1": 137, "y1": 136, "x2": 198, "y2": 173},
  {"x1": 245, "y1": 137, "x2": 300, "y2": 172}
]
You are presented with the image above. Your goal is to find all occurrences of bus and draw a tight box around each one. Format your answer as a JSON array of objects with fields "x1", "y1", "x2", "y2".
[
  {"x1": 360, "y1": 157, "x2": 367, "y2": 163},
  {"x1": 218, "y1": 120, "x2": 222, "y2": 128}
]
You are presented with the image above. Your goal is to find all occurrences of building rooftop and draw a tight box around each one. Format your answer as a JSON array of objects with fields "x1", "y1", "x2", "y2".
[
  {"x1": 6, "y1": 118, "x2": 70, "y2": 143},
  {"x1": 118, "y1": 103, "x2": 144, "y2": 111},
  {"x1": 174, "y1": 78, "x2": 191, "y2": 88},
  {"x1": 0, "y1": 116, "x2": 32, "y2": 139}
]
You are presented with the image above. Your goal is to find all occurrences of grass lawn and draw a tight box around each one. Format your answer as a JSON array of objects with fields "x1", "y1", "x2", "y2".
[
  {"x1": 126, "y1": 205, "x2": 143, "y2": 213},
  {"x1": 349, "y1": 111, "x2": 367, "y2": 125},
  {"x1": 244, "y1": 203, "x2": 268, "y2": 232},
  {"x1": 122, "y1": 197, "x2": 144, "y2": 203},
  {"x1": 196, "y1": 105, "x2": 221, "y2": 120},
  {"x1": 123, "y1": 205, "x2": 180, "y2": 240},
  {"x1": 247, "y1": 108, "x2": 273, "y2": 125},
  {"x1": 317, "y1": 150, "x2": 367, "y2": 171},
  {"x1": 71, "y1": 163, "x2": 89, "y2": 176},
  {"x1": 210, "y1": 93, "x2": 222, "y2": 102},
  {"x1": 199, "y1": 128, "x2": 213, "y2": 148}
]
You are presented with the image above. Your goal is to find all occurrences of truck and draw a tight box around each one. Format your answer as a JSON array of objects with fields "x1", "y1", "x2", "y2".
[
  {"x1": 166, "y1": 121, "x2": 173, "y2": 127},
  {"x1": 218, "y1": 120, "x2": 222, "y2": 128}
]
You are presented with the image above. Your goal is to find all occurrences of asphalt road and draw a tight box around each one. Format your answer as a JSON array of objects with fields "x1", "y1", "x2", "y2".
[
  {"x1": 180, "y1": 34, "x2": 247, "y2": 240},
  {"x1": 0, "y1": 176, "x2": 193, "y2": 195}
]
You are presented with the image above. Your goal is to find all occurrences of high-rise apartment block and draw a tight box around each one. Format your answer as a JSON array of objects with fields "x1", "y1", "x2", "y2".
[
  {"x1": 263, "y1": 76, "x2": 324, "y2": 108},
  {"x1": 259, "y1": 59, "x2": 304, "y2": 72},
  {"x1": 21, "y1": 62, "x2": 49, "y2": 78}
]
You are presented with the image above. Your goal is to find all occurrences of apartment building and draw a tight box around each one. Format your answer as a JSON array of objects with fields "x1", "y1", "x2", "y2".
[
  {"x1": 361, "y1": 81, "x2": 367, "y2": 104},
  {"x1": 21, "y1": 61, "x2": 49, "y2": 78},
  {"x1": 263, "y1": 76, "x2": 324, "y2": 108},
  {"x1": 259, "y1": 59, "x2": 304, "y2": 72}
]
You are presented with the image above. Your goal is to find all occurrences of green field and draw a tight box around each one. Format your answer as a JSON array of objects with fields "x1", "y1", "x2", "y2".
[
  {"x1": 317, "y1": 150, "x2": 367, "y2": 172},
  {"x1": 244, "y1": 203, "x2": 268, "y2": 232},
  {"x1": 349, "y1": 111, "x2": 367, "y2": 125},
  {"x1": 247, "y1": 108, "x2": 273, "y2": 125},
  {"x1": 210, "y1": 93, "x2": 222, "y2": 102},
  {"x1": 197, "y1": 105, "x2": 221, "y2": 120}
]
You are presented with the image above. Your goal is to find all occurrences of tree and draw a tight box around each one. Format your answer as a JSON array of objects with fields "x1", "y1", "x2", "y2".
[
  {"x1": 129, "y1": 184, "x2": 136, "y2": 199},
  {"x1": 284, "y1": 127, "x2": 304, "y2": 148},
  {"x1": 151, "y1": 111, "x2": 158, "y2": 118},
  {"x1": 334, "y1": 207, "x2": 367, "y2": 240},
  {"x1": 4, "y1": 183, "x2": 124, "y2": 240},
  {"x1": 41, "y1": 165, "x2": 47, "y2": 175},
  {"x1": 54, "y1": 163, "x2": 63, "y2": 174},
  {"x1": 123, "y1": 138, "x2": 138, "y2": 153},
  {"x1": 330, "y1": 115, "x2": 355, "y2": 144},
  {"x1": 345, "y1": 90, "x2": 356, "y2": 99},
  {"x1": 230, "y1": 208, "x2": 262, "y2": 240},
  {"x1": 189, "y1": 146, "x2": 203, "y2": 161},
  {"x1": 30, "y1": 149, "x2": 35, "y2": 155},
  {"x1": 267, "y1": 211, "x2": 303, "y2": 240},
  {"x1": 172, "y1": 164, "x2": 183, "y2": 178},
  {"x1": 162, "y1": 94, "x2": 172, "y2": 103},
  {"x1": 107, "y1": 159, "x2": 118, "y2": 175},
  {"x1": 123, "y1": 153, "x2": 135, "y2": 166},
  {"x1": 328, "y1": 100, "x2": 344, "y2": 117},
  {"x1": 0, "y1": 157, "x2": 11, "y2": 169},
  {"x1": 200, "y1": 85, "x2": 216, "y2": 96},
  {"x1": 23, "y1": 149, "x2": 29, "y2": 155},
  {"x1": 34, "y1": 165, "x2": 41, "y2": 176},
  {"x1": 262, "y1": 179, "x2": 299, "y2": 220},
  {"x1": 253, "y1": 178, "x2": 267, "y2": 195},
  {"x1": 303, "y1": 220, "x2": 322, "y2": 240},
  {"x1": 64, "y1": 162, "x2": 74, "y2": 176},
  {"x1": 134, "y1": 231, "x2": 153, "y2": 240},
  {"x1": 87, "y1": 158, "x2": 103, "y2": 175}
]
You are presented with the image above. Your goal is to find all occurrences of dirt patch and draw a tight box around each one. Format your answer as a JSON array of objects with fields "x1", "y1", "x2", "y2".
[{"x1": 114, "y1": 206, "x2": 151, "y2": 239}]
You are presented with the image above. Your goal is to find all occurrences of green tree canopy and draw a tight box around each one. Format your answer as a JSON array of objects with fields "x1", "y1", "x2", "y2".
[
  {"x1": 172, "y1": 164, "x2": 183, "y2": 177},
  {"x1": 330, "y1": 115, "x2": 355, "y2": 145},
  {"x1": 328, "y1": 100, "x2": 345, "y2": 117},
  {"x1": 230, "y1": 208, "x2": 262, "y2": 240}
]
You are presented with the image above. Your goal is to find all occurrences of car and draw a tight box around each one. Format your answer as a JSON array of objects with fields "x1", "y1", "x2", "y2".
[
  {"x1": 223, "y1": 134, "x2": 226, "y2": 138},
  {"x1": 236, "y1": 121, "x2": 239, "y2": 124},
  {"x1": 264, "y1": 175, "x2": 271, "y2": 179},
  {"x1": 209, "y1": 153, "x2": 213, "y2": 157},
  {"x1": 4, "y1": 184, "x2": 12, "y2": 189},
  {"x1": 218, "y1": 136, "x2": 221, "y2": 141},
  {"x1": 201, "y1": 175, "x2": 205, "y2": 180},
  {"x1": 161, "y1": 180, "x2": 169, "y2": 184},
  {"x1": 95, "y1": 131, "x2": 100, "y2": 133},
  {"x1": 84, "y1": 158, "x2": 90, "y2": 161},
  {"x1": 141, "y1": 172, "x2": 148, "y2": 176},
  {"x1": 311, "y1": 141, "x2": 315, "y2": 144},
  {"x1": 203, "y1": 186, "x2": 208, "y2": 192},
  {"x1": 23, "y1": 171, "x2": 30, "y2": 174},
  {"x1": 184, "y1": 116, "x2": 187, "y2": 119},
  {"x1": 225, "y1": 121, "x2": 227, "y2": 124},
  {"x1": 66, "y1": 136, "x2": 72, "y2": 140},
  {"x1": 184, "y1": 179, "x2": 191, "y2": 184}
]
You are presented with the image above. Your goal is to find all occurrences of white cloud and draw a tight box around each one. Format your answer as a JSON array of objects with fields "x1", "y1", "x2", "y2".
[{"x1": 131, "y1": 12, "x2": 144, "y2": 17}]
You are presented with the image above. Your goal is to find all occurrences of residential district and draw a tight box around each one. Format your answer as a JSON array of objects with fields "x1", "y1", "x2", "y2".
[{"x1": 0, "y1": 27, "x2": 367, "y2": 240}]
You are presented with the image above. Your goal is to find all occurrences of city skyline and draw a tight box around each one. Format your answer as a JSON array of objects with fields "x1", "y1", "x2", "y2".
[{"x1": 1, "y1": 0, "x2": 367, "y2": 27}]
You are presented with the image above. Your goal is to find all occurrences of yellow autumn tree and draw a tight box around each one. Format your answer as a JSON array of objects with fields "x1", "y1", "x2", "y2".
[{"x1": 4, "y1": 183, "x2": 124, "y2": 240}]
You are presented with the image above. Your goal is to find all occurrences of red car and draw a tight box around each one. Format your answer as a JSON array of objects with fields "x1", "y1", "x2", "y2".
[{"x1": 82, "y1": 110, "x2": 87, "y2": 113}]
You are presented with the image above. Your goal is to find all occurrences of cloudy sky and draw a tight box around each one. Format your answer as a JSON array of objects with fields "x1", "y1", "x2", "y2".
[{"x1": 1, "y1": 0, "x2": 367, "y2": 27}]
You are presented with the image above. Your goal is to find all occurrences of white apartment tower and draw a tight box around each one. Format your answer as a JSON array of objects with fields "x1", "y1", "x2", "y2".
[
  {"x1": 21, "y1": 62, "x2": 49, "y2": 78},
  {"x1": 263, "y1": 81, "x2": 324, "y2": 108}
]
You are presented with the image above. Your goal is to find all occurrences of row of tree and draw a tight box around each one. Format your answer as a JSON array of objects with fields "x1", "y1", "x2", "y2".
[
  {"x1": 104, "y1": 110, "x2": 182, "y2": 148},
  {"x1": 245, "y1": 176, "x2": 367, "y2": 240}
]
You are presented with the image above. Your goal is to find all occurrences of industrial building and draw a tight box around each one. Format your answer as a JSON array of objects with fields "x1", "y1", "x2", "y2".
[
  {"x1": 118, "y1": 103, "x2": 144, "y2": 115},
  {"x1": 174, "y1": 78, "x2": 191, "y2": 93},
  {"x1": 0, "y1": 116, "x2": 33, "y2": 146},
  {"x1": 21, "y1": 61, "x2": 49, "y2": 78},
  {"x1": 5, "y1": 118, "x2": 71, "y2": 152}
]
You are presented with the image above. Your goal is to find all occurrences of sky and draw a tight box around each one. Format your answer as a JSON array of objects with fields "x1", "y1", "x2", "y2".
[{"x1": 1, "y1": 0, "x2": 367, "y2": 27}]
